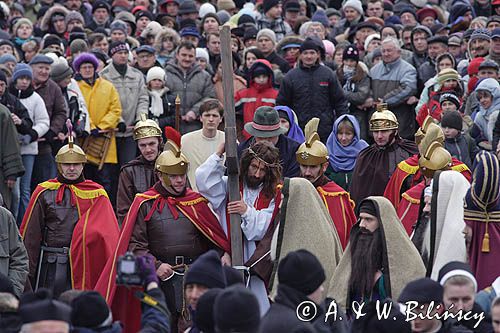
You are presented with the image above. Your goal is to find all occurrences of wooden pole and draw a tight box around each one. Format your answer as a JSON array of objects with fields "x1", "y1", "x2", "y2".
[
  {"x1": 220, "y1": 25, "x2": 244, "y2": 270},
  {"x1": 175, "y1": 94, "x2": 181, "y2": 132}
]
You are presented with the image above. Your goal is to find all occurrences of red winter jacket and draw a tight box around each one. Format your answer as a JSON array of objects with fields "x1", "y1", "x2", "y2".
[{"x1": 234, "y1": 59, "x2": 278, "y2": 139}]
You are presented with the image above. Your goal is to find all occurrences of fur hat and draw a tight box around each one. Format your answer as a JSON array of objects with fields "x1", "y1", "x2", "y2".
[
  {"x1": 65, "y1": 10, "x2": 84, "y2": 26},
  {"x1": 73, "y1": 52, "x2": 99, "y2": 71}
]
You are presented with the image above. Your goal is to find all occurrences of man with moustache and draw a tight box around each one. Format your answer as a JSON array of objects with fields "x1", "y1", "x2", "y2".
[
  {"x1": 116, "y1": 115, "x2": 162, "y2": 224},
  {"x1": 196, "y1": 140, "x2": 283, "y2": 314},
  {"x1": 328, "y1": 196, "x2": 426, "y2": 314},
  {"x1": 96, "y1": 142, "x2": 229, "y2": 332},
  {"x1": 295, "y1": 118, "x2": 356, "y2": 249},
  {"x1": 350, "y1": 104, "x2": 418, "y2": 204},
  {"x1": 469, "y1": 29, "x2": 492, "y2": 60},
  {"x1": 20, "y1": 133, "x2": 119, "y2": 297}
]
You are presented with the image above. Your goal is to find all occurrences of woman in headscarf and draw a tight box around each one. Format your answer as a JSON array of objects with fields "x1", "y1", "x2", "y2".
[
  {"x1": 275, "y1": 105, "x2": 305, "y2": 143},
  {"x1": 326, "y1": 114, "x2": 368, "y2": 190}
]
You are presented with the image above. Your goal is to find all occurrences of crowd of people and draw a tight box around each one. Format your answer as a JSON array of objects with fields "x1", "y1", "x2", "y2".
[{"x1": 0, "y1": 0, "x2": 500, "y2": 331}]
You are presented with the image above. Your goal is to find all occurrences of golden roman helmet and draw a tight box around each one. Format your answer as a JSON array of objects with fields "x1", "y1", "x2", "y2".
[
  {"x1": 369, "y1": 103, "x2": 399, "y2": 132},
  {"x1": 133, "y1": 114, "x2": 162, "y2": 141},
  {"x1": 155, "y1": 140, "x2": 189, "y2": 186},
  {"x1": 418, "y1": 122, "x2": 445, "y2": 155},
  {"x1": 418, "y1": 141, "x2": 452, "y2": 178},
  {"x1": 296, "y1": 118, "x2": 329, "y2": 166},
  {"x1": 55, "y1": 125, "x2": 87, "y2": 165},
  {"x1": 415, "y1": 116, "x2": 436, "y2": 145}
]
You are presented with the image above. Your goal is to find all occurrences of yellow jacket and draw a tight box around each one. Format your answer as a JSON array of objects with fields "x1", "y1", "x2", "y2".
[{"x1": 78, "y1": 77, "x2": 122, "y2": 164}]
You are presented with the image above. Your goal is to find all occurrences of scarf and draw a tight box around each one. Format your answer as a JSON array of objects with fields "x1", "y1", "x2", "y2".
[
  {"x1": 14, "y1": 36, "x2": 33, "y2": 46},
  {"x1": 274, "y1": 106, "x2": 305, "y2": 143},
  {"x1": 149, "y1": 88, "x2": 167, "y2": 118},
  {"x1": 326, "y1": 114, "x2": 368, "y2": 172}
]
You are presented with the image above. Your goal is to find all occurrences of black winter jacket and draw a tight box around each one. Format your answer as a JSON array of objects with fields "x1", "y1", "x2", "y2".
[
  {"x1": 277, "y1": 62, "x2": 348, "y2": 142},
  {"x1": 0, "y1": 92, "x2": 33, "y2": 135}
]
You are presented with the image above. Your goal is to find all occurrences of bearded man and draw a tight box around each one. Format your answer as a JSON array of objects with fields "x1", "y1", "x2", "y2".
[
  {"x1": 328, "y1": 196, "x2": 426, "y2": 313},
  {"x1": 350, "y1": 104, "x2": 418, "y2": 204},
  {"x1": 21, "y1": 132, "x2": 119, "y2": 297},
  {"x1": 196, "y1": 141, "x2": 282, "y2": 314},
  {"x1": 296, "y1": 118, "x2": 356, "y2": 249},
  {"x1": 116, "y1": 115, "x2": 161, "y2": 224}
]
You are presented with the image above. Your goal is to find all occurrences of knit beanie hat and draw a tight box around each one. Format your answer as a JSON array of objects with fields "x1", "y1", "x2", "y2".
[
  {"x1": 110, "y1": 19, "x2": 128, "y2": 36},
  {"x1": 223, "y1": 266, "x2": 244, "y2": 286},
  {"x1": 65, "y1": 10, "x2": 84, "y2": 26},
  {"x1": 263, "y1": 0, "x2": 280, "y2": 13},
  {"x1": 50, "y1": 62, "x2": 73, "y2": 82},
  {"x1": 238, "y1": 14, "x2": 255, "y2": 26},
  {"x1": 300, "y1": 36, "x2": 324, "y2": 54},
  {"x1": 199, "y1": 3, "x2": 216, "y2": 18},
  {"x1": 146, "y1": 66, "x2": 165, "y2": 84},
  {"x1": 13, "y1": 17, "x2": 33, "y2": 34},
  {"x1": 343, "y1": 0, "x2": 363, "y2": 15},
  {"x1": 73, "y1": 52, "x2": 99, "y2": 71},
  {"x1": 399, "y1": 278, "x2": 444, "y2": 304},
  {"x1": 437, "y1": 68, "x2": 460, "y2": 85},
  {"x1": 43, "y1": 34, "x2": 64, "y2": 50},
  {"x1": 437, "y1": 261, "x2": 477, "y2": 292},
  {"x1": 278, "y1": 250, "x2": 326, "y2": 295},
  {"x1": 469, "y1": 28, "x2": 492, "y2": 43},
  {"x1": 0, "y1": 54, "x2": 16, "y2": 65},
  {"x1": 70, "y1": 291, "x2": 111, "y2": 328},
  {"x1": 440, "y1": 110, "x2": 463, "y2": 131},
  {"x1": 70, "y1": 39, "x2": 88, "y2": 55},
  {"x1": 184, "y1": 250, "x2": 226, "y2": 289},
  {"x1": 195, "y1": 47, "x2": 209, "y2": 62},
  {"x1": 217, "y1": 0, "x2": 236, "y2": 12},
  {"x1": 311, "y1": 9, "x2": 329, "y2": 28},
  {"x1": 194, "y1": 288, "x2": 222, "y2": 332},
  {"x1": 343, "y1": 44, "x2": 359, "y2": 62},
  {"x1": 13, "y1": 63, "x2": 33, "y2": 82},
  {"x1": 214, "y1": 285, "x2": 260, "y2": 333},
  {"x1": 256, "y1": 28, "x2": 276, "y2": 44},
  {"x1": 109, "y1": 41, "x2": 128, "y2": 56},
  {"x1": 439, "y1": 92, "x2": 461, "y2": 109}
]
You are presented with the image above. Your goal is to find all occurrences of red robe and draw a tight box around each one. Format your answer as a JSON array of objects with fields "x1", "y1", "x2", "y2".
[
  {"x1": 384, "y1": 155, "x2": 472, "y2": 210},
  {"x1": 317, "y1": 182, "x2": 356, "y2": 249},
  {"x1": 95, "y1": 187, "x2": 229, "y2": 333},
  {"x1": 20, "y1": 178, "x2": 119, "y2": 291}
]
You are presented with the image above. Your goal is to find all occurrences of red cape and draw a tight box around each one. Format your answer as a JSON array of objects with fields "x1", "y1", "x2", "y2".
[
  {"x1": 94, "y1": 186, "x2": 229, "y2": 333},
  {"x1": 385, "y1": 155, "x2": 472, "y2": 210},
  {"x1": 397, "y1": 181, "x2": 426, "y2": 236},
  {"x1": 20, "y1": 179, "x2": 119, "y2": 290},
  {"x1": 317, "y1": 182, "x2": 356, "y2": 249}
]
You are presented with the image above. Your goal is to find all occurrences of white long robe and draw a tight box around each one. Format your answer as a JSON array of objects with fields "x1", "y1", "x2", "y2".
[{"x1": 195, "y1": 153, "x2": 275, "y2": 315}]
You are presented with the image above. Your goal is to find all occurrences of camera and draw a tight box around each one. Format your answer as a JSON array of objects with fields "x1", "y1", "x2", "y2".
[{"x1": 116, "y1": 252, "x2": 144, "y2": 286}]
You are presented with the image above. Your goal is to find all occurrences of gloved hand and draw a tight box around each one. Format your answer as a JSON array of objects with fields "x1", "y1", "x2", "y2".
[
  {"x1": 28, "y1": 129, "x2": 39, "y2": 143},
  {"x1": 117, "y1": 122, "x2": 127, "y2": 133},
  {"x1": 19, "y1": 134, "x2": 31, "y2": 145},
  {"x1": 137, "y1": 254, "x2": 159, "y2": 286},
  {"x1": 43, "y1": 130, "x2": 56, "y2": 143},
  {"x1": 90, "y1": 128, "x2": 101, "y2": 137}
]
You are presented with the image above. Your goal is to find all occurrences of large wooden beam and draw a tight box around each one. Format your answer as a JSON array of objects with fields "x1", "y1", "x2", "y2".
[{"x1": 220, "y1": 25, "x2": 244, "y2": 269}]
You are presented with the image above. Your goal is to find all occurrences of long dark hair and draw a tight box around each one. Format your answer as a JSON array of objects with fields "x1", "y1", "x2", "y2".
[{"x1": 239, "y1": 141, "x2": 282, "y2": 199}]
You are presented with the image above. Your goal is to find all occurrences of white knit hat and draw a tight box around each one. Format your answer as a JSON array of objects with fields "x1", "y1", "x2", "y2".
[
  {"x1": 256, "y1": 28, "x2": 276, "y2": 44},
  {"x1": 364, "y1": 33, "x2": 380, "y2": 51},
  {"x1": 342, "y1": 0, "x2": 363, "y2": 15},
  {"x1": 196, "y1": 48, "x2": 209, "y2": 62},
  {"x1": 146, "y1": 66, "x2": 166, "y2": 84},
  {"x1": 199, "y1": 3, "x2": 216, "y2": 18}
]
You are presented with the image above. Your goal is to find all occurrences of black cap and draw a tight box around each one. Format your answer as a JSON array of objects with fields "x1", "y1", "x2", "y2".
[
  {"x1": 437, "y1": 261, "x2": 477, "y2": 291},
  {"x1": 223, "y1": 266, "x2": 244, "y2": 286},
  {"x1": 284, "y1": 1, "x2": 300, "y2": 12},
  {"x1": 194, "y1": 288, "x2": 222, "y2": 332},
  {"x1": 92, "y1": 0, "x2": 111, "y2": 13},
  {"x1": 278, "y1": 249, "x2": 326, "y2": 295},
  {"x1": 214, "y1": 284, "x2": 260, "y2": 333},
  {"x1": 300, "y1": 36, "x2": 324, "y2": 53},
  {"x1": 427, "y1": 35, "x2": 448, "y2": 45},
  {"x1": 399, "y1": 278, "x2": 444, "y2": 304},
  {"x1": 185, "y1": 250, "x2": 226, "y2": 289},
  {"x1": 430, "y1": 22, "x2": 448, "y2": 35},
  {"x1": 71, "y1": 291, "x2": 110, "y2": 328},
  {"x1": 19, "y1": 289, "x2": 72, "y2": 324},
  {"x1": 243, "y1": 26, "x2": 258, "y2": 42}
]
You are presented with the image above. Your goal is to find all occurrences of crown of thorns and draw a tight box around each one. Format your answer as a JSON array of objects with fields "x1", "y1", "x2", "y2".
[{"x1": 247, "y1": 147, "x2": 281, "y2": 169}]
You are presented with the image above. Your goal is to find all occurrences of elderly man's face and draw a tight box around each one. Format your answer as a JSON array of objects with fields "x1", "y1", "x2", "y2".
[
  {"x1": 470, "y1": 38, "x2": 490, "y2": 58},
  {"x1": 257, "y1": 36, "x2": 274, "y2": 55},
  {"x1": 381, "y1": 42, "x2": 400, "y2": 63}
]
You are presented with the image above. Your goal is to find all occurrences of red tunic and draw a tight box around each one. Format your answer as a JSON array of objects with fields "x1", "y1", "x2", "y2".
[
  {"x1": 20, "y1": 179, "x2": 119, "y2": 291},
  {"x1": 317, "y1": 182, "x2": 356, "y2": 249},
  {"x1": 397, "y1": 181, "x2": 426, "y2": 236},
  {"x1": 385, "y1": 154, "x2": 472, "y2": 210},
  {"x1": 95, "y1": 186, "x2": 229, "y2": 333}
]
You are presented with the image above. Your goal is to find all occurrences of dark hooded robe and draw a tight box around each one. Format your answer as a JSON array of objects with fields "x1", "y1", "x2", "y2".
[{"x1": 349, "y1": 136, "x2": 418, "y2": 204}]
